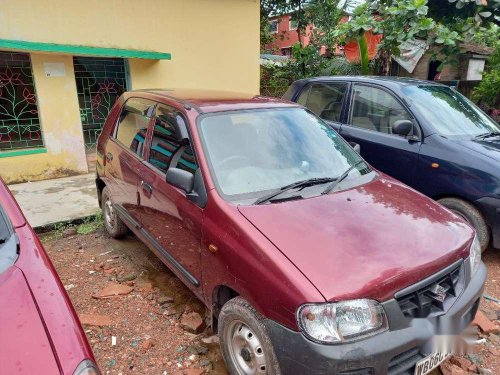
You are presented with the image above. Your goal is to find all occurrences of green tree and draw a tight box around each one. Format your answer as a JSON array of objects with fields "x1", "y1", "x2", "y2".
[
  {"x1": 472, "y1": 42, "x2": 500, "y2": 107},
  {"x1": 335, "y1": 0, "x2": 461, "y2": 75}
]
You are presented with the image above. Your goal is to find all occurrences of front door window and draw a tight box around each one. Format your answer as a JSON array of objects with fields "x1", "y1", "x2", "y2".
[{"x1": 349, "y1": 85, "x2": 413, "y2": 136}]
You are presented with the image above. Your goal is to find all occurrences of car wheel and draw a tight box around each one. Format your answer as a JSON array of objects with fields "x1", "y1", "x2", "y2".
[
  {"x1": 438, "y1": 197, "x2": 489, "y2": 252},
  {"x1": 101, "y1": 187, "x2": 128, "y2": 239},
  {"x1": 218, "y1": 297, "x2": 281, "y2": 375}
]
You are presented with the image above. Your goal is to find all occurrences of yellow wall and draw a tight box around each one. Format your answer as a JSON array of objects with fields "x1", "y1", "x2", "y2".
[
  {"x1": 0, "y1": 0, "x2": 260, "y2": 93},
  {"x1": 0, "y1": 0, "x2": 260, "y2": 183},
  {"x1": 0, "y1": 53, "x2": 88, "y2": 183}
]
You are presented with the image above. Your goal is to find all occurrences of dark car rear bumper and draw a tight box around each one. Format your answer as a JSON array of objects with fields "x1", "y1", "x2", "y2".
[
  {"x1": 265, "y1": 262, "x2": 486, "y2": 375},
  {"x1": 475, "y1": 197, "x2": 500, "y2": 249}
]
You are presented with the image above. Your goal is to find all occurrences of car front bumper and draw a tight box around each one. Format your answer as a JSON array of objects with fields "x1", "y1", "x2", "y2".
[
  {"x1": 265, "y1": 261, "x2": 487, "y2": 375},
  {"x1": 475, "y1": 196, "x2": 500, "y2": 249}
]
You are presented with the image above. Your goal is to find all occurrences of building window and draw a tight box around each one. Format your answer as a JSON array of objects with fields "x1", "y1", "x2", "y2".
[
  {"x1": 290, "y1": 16, "x2": 298, "y2": 31},
  {"x1": 281, "y1": 47, "x2": 292, "y2": 56},
  {"x1": 269, "y1": 20, "x2": 278, "y2": 33},
  {"x1": 0, "y1": 52, "x2": 43, "y2": 151}
]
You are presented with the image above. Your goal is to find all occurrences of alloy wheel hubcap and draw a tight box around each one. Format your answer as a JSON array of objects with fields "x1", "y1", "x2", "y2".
[{"x1": 226, "y1": 320, "x2": 267, "y2": 374}]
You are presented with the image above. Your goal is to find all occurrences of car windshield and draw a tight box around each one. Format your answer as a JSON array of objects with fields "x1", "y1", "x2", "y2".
[
  {"x1": 198, "y1": 108, "x2": 371, "y2": 202},
  {"x1": 402, "y1": 85, "x2": 499, "y2": 139}
]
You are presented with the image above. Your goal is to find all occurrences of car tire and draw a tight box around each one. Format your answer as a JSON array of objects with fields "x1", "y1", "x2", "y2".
[
  {"x1": 218, "y1": 296, "x2": 281, "y2": 375},
  {"x1": 101, "y1": 186, "x2": 128, "y2": 239},
  {"x1": 438, "y1": 197, "x2": 489, "y2": 252}
]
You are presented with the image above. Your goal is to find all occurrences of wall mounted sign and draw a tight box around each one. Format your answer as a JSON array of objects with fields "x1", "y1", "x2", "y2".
[{"x1": 43, "y1": 62, "x2": 66, "y2": 77}]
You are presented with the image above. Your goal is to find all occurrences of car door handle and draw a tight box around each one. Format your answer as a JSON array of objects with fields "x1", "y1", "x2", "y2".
[
  {"x1": 141, "y1": 181, "x2": 153, "y2": 194},
  {"x1": 106, "y1": 152, "x2": 113, "y2": 162}
]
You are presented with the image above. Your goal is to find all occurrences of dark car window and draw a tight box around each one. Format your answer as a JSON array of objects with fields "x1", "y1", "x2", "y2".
[
  {"x1": 148, "y1": 105, "x2": 198, "y2": 175},
  {"x1": 349, "y1": 84, "x2": 413, "y2": 136},
  {"x1": 306, "y1": 83, "x2": 347, "y2": 122},
  {"x1": 296, "y1": 85, "x2": 310, "y2": 106},
  {"x1": 115, "y1": 98, "x2": 154, "y2": 158}
]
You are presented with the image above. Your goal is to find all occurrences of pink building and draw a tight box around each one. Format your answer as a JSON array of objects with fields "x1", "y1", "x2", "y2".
[{"x1": 267, "y1": 14, "x2": 350, "y2": 56}]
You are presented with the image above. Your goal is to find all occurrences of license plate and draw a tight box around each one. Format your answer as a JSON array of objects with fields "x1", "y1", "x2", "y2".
[{"x1": 414, "y1": 352, "x2": 450, "y2": 375}]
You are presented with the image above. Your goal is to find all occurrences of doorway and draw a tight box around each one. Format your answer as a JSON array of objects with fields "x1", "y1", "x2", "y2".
[{"x1": 73, "y1": 57, "x2": 128, "y2": 154}]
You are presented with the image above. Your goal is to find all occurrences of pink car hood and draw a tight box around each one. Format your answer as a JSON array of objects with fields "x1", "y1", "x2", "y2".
[
  {"x1": 238, "y1": 176, "x2": 473, "y2": 302},
  {"x1": 0, "y1": 266, "x2": 60, "y2": 374}
]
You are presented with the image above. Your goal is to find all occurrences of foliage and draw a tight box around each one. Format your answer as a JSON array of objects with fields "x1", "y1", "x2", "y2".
[
  {"x1": 307, "y1": 0, "x2": 345, "y2": 50},
  {"x1": 77, "y1": 211, "x2": 104, "y2": 235},
  {"x1": 429, "y1": 0, "x2": 499, "y2": 41},
  {"x1": 471, "y1": 23, "x2": 500, "y2": 47},
  {"x1": 261, "y1": 51, "x2": 360, "y2": 98},
  {"x1": 472, "y1": 43, "x2": 500, "y2": 107},
  {"x1": 334, "y1": 0, "x2": 462, "y2": 75},
  {"x1": 320, "y1": 56, "x2": 361, "y2": 75}
]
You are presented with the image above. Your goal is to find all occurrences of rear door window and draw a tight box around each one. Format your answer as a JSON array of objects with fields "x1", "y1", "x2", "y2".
[
  {"x1": 114, "y1": 98, "x2": 155, "y2": 157},
  {"x1": 305, "y1": 83, "x2": 347, "y2": 122},
  {"x1": 349, "y1": 84, "x2": 414, "y2": 136},
  {"x1": 148, "y1": 104, "x2": 198, "y2": 174}
]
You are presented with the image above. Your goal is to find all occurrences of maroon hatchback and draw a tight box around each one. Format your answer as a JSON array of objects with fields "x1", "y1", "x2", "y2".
[{"x1": 95, "y1": 90, "x2": 486, "y2": 375}]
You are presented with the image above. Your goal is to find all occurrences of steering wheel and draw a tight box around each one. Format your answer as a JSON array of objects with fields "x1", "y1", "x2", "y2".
[{"x1": 215, "y1": 155, "x2": 251, "y2": 170}]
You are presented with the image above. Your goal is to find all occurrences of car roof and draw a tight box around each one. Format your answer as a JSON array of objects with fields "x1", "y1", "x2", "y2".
[
  {"x1": 124, "y1": 89, "x2": 299, "y2": 113},
  {"x1": 295, "y1": 75, "x2": 446, "y2": 88}
]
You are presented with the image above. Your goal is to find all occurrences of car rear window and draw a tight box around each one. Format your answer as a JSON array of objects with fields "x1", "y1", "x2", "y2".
[{"x1": 0, "y1": 205, "x2": 18, "y2": 275}]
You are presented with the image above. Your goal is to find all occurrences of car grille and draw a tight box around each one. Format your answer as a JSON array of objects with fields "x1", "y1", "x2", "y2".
[
  {"x1": 395, "y1": 262, "x2": 463, "y2": 319},
  {"x1": 388, "y1": 347, "x2": 424, "y2": 375}
]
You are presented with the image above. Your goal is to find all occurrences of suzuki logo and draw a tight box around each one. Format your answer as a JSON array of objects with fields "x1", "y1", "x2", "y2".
[{"x1": 429, "y1": 284, "x2": 447, "y2": 303}]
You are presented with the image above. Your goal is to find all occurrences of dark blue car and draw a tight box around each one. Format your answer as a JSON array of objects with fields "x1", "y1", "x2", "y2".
[{"x1": 284, "y1": 77, "x2": 500, "y2": 251}]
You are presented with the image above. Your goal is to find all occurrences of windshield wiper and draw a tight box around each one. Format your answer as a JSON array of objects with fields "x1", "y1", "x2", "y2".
[
  {"x1": 254, "y1": 177, "x2": 336, "y2": 205},
  {"x1": 474, "y1": 131, "x2": 500, "y2": 140},
  {"x1": 322, "y1": 160, "x2": 365, "y2": 195}
]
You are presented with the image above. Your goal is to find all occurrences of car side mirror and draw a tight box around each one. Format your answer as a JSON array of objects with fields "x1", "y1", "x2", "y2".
[
  {"x1": 349, "y1": 142, "x2": 361, "y2": 154},
  {"x1": 392, "y1": 120, "x2": 414, "y2": 137},
  {"x1": 165, "y1": 168, "x2": 194, "y2": 193}
]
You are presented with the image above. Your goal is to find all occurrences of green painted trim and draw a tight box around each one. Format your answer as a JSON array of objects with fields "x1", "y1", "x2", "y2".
[
  {"x1": 0, "y1": 148, "x2": 47, "y2": 158},
  {"x1": 0, "y1": 39, "x2": 171, "y2": 60}
]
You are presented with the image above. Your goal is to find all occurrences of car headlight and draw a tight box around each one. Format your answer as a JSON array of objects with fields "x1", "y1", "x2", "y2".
[
  {"x1": 470, "y1": 234, "x2": 481, "y2": 277},
  {"x1": 297, "y1": 299, "x2": 388, "y2": 344},
  {"x1": 73, "y1": 359, "x2": 100, "y2": 375}
]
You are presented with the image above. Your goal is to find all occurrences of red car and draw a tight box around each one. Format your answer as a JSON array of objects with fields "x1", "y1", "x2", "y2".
[
  {"x1": 0, "y1": 179, "x2": 98, "y2": 375},
  {"x1": 96, "y1": 90, "x2": 486, "y2": 375}
]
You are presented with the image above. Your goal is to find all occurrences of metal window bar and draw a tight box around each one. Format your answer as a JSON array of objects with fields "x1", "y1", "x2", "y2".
[
  {"x1": 0, "y1": 51, "x2": 44, "y2": 151},
  {"x1": 73, "y1": 56, "x2": 127, "y2": 153}
]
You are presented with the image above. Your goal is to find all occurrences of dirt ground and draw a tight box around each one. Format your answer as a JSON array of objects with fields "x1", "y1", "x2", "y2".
[{"x1": 41, "y1": 229, "x2": 500, "y2": 375}]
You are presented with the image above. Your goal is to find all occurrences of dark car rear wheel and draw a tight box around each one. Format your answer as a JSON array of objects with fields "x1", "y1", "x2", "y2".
[
  {"x1": 219, "y1": 297, "x2": 281, "y2": 375},
  {"x1": 438, "y1": 197, "x2": 489, "y2": 252},
  {"x1": 102, "y1": 187, "x2": 128, "y2": 239}
]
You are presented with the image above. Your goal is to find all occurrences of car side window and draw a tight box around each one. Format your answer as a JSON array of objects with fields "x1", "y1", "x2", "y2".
[
  {"x1": 148, "y1": 104, "x2": 198, "y2": 175},
  {"x1": 115, "y1": 98, "x2": 153, "y2": 158},
  {"x1": 305, "y1": 83, "x2": 347, "y2": 122},
  {"x1": 349, "y1": 85, "x2": 414, "y2": 136},
  {"x1": 296, "y1": 85, "x2": 310, "y2": 106}
]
